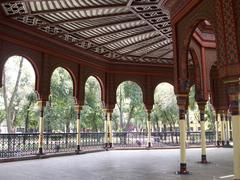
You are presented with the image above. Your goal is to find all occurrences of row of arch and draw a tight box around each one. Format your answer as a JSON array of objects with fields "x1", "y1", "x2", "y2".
[{"x1": 1, "y1": 54, "x2": 175, "y2": 110}]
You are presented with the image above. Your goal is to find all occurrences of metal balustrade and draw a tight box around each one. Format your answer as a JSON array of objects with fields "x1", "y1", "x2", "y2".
[
  {"x1": 0, "y1": 131, "x2": 217, "y2": 158},
  {"x1": 113, "y1": 131, "x2": 216, "y2": 148},
  {"x1": 0, "y1": 133, "x2": 39, "y2": 158}
]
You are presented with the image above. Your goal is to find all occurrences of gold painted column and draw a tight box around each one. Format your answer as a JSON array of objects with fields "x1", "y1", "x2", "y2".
[
  {"x1": 38, "y1": 101, "x2": 45, "y2": 155},
  {"x1": 108, "y1": 111, "x2": 113, "y2": 148},
  {"x1": 104, "y1": 110, "x2": 108, "y2": 148},
  {"x1": 177, "y1": 94, "x2": 189, "y2": 174},
  {"x1": 75, "y1": 105, "x2": 82, "y2": 153},
  {"x1": 220, "y1": 112, "x2": 226, "y2": 146},
  {"x1": 147, "y1": 110, "x2": 151, "y2": 148},
  {"x1": 217, "y1": 113, "x2": 221, "y2": 146},
  {"x1": 229, "y1": 115, "x2": 233, "y2": 141},
  {"x1": 228, "y1": 80, "x2": 240, "y2": 180},
  {"x1": 198, "y1": 101, "x2": 208, "y2": 163},
  {"x1": 225, "y1": 112, "x2": 230, "y2": 146}
]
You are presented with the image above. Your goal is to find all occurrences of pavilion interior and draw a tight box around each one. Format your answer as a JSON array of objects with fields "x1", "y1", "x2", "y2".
[{"x1": 0, "y1": 0, "x2": 239, "y2": 179}]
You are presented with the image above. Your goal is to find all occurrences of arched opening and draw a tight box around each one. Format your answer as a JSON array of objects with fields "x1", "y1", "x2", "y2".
[
  {"x1": 187, "y1": 85, "x2": 216, "y2": 145},
  {"x1": 0, "y1": 55, "x2": 37, "y2": 133},
  {"x1": 113, "y1": 81, "x2": 147, "y2": 147},
  {"x1": 186, "y1": 20, "x2": 217, "y2": 145},
  {"x1": 81, "y1": 76, "x2": 104, "y2": 132},
  {"x1": 152, "y1": 82, "x2": 178, "y2": 146},
  {"x1": 187, "y1": 19, "x2": 216, "y2": 101},
  {"x1": 45, "y1": 67, "x2": 76, "y2": 133}
]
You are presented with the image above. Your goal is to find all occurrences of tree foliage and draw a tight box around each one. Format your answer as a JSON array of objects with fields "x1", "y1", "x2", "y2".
[
  {"x1": 152, "y1": 83, "x2": 178, "y2": 132},
  {"x1": 1, "y1": 56, "x2": 36, "y2": 133},
  {"x1": 113, "y1": 81, "x2": 146, "y2": 132},
  {"x1": 44, "y1": 67, "x2": 76, "y2": 132},
  {"x1": 81, "y1": 76, "x2": 104, "y2": 132}
]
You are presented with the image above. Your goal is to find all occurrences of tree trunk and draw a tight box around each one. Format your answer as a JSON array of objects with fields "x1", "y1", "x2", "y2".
[
  {"x1": 156, "y1": 121, "x2": 160, "y2": 132},
  {"x1": 163, "y1": 124, "x2": 167, "y2": 140},
  {"x1": 124, "y1": 105, "x2": 134, "y2": 131},
  {"x1": 118, "y1": 87, "x2": 124, "y2": 130},
  {"x1": 170, "y1": 123, "x2": 174, "y2": 143},
  {"x1": 3, "y1": 57, "x2": 24, "y2": 133}
]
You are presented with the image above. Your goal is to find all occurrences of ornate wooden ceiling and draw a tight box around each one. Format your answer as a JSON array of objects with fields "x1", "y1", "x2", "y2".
[{"x1": 1, "y1": 0, "x2": 173, "y2": 64}]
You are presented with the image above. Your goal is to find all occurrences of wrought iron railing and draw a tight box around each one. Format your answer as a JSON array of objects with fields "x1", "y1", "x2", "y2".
[
  {"x1": 0, "y1": 133, "x2": 39, "y2": 158},
  {"x1": 0, "y1": 132, "x2": 105, "y2": 158},
  {"x1": 0, "y1": 131, "x2": 216, "y2": 158},
  {"x1": 113, "y1": 131, "x2": 216, "y2": 148}
]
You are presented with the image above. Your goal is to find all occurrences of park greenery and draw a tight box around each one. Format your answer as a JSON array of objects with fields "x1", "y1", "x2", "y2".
[{"x1": 0, "y1": 56, "x2": 215, "y2": 134}]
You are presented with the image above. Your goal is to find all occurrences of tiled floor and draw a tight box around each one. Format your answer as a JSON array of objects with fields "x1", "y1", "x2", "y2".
[{"x1": 0, "y1": 148, "x2": 233, "y2": 180}]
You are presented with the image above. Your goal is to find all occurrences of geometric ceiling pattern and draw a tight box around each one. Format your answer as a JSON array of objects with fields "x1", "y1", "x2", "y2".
[{"x1": 1, "y1": 0, "x2": 173, "y2": 64}]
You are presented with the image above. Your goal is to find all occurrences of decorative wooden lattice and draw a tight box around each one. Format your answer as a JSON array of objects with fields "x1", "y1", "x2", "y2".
[{"x1": 1, "y1": 0, "x2": 174, "y2": 64}]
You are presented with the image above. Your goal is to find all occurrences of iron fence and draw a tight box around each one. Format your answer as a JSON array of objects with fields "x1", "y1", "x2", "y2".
[
  {"x1": 0, "y1": 131, "x2": 216, "y2": 158},
  {"x1": 113, "y1": 131, "x2": 216, "y2": 148}
]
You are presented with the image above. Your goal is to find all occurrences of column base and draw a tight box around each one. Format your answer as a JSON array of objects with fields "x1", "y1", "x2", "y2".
[
  {"x1": 75, "y1": 145, "x2": 81, "y2": 154},
  {"x1": 38, "y1": 147, "x2": 43, "y2": 155},
  {"x1": 104, "y1": 143, "x2": 109, "y2": 150},
  {"x1": 176, "y1": 163, "x2": 190, "y2": 175},
  {"x1": 199, "y1": 155, "x2": 209, "y2": 164}
]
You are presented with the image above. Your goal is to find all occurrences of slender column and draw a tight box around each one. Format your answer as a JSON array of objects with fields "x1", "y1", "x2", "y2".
[
  {"x1": 225, "y1": 112, "x2": 230, "y2": 146},
  {"x1": 104, "y1": 110, "x2": 108, "y2": 148},
  {"x1": 217, "y1": 113, "x2": 222, "y2": 146},
  {"x1": 215, "y1": 114, "x2": 220, "y2": 147},
  {"x1": 75, "y1": 105, "x2": 82, "y2": 153},
  {"x1": 38, "y1": 101, "x2": 45, "y2": 155},
  {"x1": 228, "y1": 80, "x2": 240, "y2": 180},
  {"x1": 229, "y1": 115, "x2": 233, "y2": 141},
  {"x1": 147, "y1": 110, "x2": 151, "y2": 148},
  {"x1": 108, "y1": 111, "x2": 113, "y2": 148},
  {"x1": 220, "y1": 112, "x2": 226, "y2": 146},
  {"x1": 177, "y1": 94, "x2": 189, "y2": 174},
  {"x1": 198, "y1": 101, "x2": 208, "y2": 163}
]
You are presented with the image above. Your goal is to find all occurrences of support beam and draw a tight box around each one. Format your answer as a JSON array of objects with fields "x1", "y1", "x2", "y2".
[
  {"x1": 198, "y1": 101, "x2": 208, "y2": 163},
  {"x1": 75, "y1": 105, "x2": 82, "y2": 153},
  {"x1": 147, "y1": 110, "x2": 152, "y2": 148},
  {"x1": 216, "y1": 113, "x2": 220, "y2": 147},
  {"x1": 227, "y1": 80, "x2": 240, "y2": 180},
  {"x1": 37, "y1": 100, "x2": 45, "y2": 155},
  {"x1": 104, "y1": 110, "x2": 109, "y2": 149},
  {"x1": 225, "y1": 111, "x2": 230, "y2": 146},
  {"x1": 220, "y1": 112, "x2": 226, "y2": 146},
  {"x1": 176, "y1": 94, "x2": 189, "y2": 175},
  {"x1": 108, "y1": 110, "x2": 113, "y2": 148}
]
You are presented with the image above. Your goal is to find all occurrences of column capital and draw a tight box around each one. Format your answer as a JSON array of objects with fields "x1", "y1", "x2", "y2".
[
  {"x1": 37, "y1": 100, "x2": 46, "y2": 108},
  {"x1": 104, "y1": 109, "x2": 113, "y2": 114},
  {"x1": 176, "y1": 94, "x2": 188, "y2": 110},
  {"x1": 176, "y1": 94, "x2": 188, "y2": 120},
  {"x1": 197, "y1": 101, "x2": 207, "y2": 113},
  {"x1": 74, "y1": 105, "x2": 83, "y2": 112}
]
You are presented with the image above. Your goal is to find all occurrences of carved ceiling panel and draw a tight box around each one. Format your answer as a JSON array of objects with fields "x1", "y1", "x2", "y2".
[{"x1": 1, "y1": 0, "x2": 173, "y2": 65}]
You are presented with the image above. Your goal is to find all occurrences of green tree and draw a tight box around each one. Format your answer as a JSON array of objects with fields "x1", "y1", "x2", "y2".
[
  {"x1": 44, "y1": 67, "x2": 76, "y2": 132},
  {"x1": 152, "y1": 83, "x2": 178, "y2": 132},
  {"x1": 81, "y1": 76, "x2": 104, "y2": 132},
  {"x1": 113, "y1": 81, "x2": 146, "y2": 132},
  {"x1": 16, "y1": 92, "x2": 38, "y2": 132},
  {"x1": 1, "y1": 56, "x2": 36, "y2": 133}
]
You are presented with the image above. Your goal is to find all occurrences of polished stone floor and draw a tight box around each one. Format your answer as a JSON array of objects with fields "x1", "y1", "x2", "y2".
[{"x1": 0, "y1": 148, "x2": 233, "y2": 180}]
